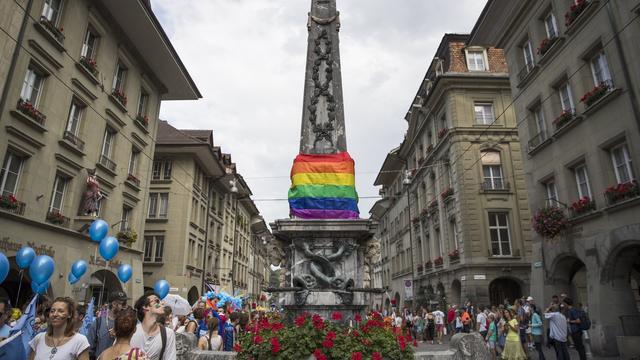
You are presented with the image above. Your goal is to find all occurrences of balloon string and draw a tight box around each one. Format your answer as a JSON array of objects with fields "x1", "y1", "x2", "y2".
[
  {"x1": 104, "y1": 261, "x2": 109, "y2": 321},
  {"x1": 15, "y1": 270, "x2": 23, "y2": 307}
]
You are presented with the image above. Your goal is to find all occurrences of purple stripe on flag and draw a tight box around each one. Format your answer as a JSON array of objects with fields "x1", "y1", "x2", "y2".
[{"x1": 291, "y1": 208, "x2": 359, "y2": 219}]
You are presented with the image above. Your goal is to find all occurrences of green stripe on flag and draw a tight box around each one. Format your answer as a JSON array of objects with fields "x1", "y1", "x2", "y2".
[{"x1": 288, "y1": 184, "x2": 358, "y2": 200}]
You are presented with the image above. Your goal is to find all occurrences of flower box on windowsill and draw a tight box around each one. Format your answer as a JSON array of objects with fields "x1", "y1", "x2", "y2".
[
  {"x1": 440, "y1": 187, "x2": 454, "y2": 201},
  {"x1": 126, "y1": 173, "x2": 141, "y2": 187},
  {"x1": 0, "y1": 195, "x2": 26, "y2": 216},
  {"x1": 582, "y1": 85, "x2": 621, "y2": 116},
  {"x1": 34, "y1": 17, "x2": 65, "y2": 52},
  {"x1": 116, "y1": 229, "x2": 137, "y2": 247},
  {"x1": 16, "y1": 99, "x2": 46, "y2": 126},
  {"x1": 134, "y1": 114, "x2": 150, "y2": 134},
  {"x1": 565, "y1": 0, "x2": 599, "y2": 36},
  {"x1": 605, "y1": 180, "x2": 640, "y2": 207},
  {"x1": 46, "y1": 211, "x2": 70, "y2": 227},
  {"x1": 569, "y1": 196, "x2": 596, "y2": 218},
  {"x1": 75, "y1": 59, "x2": 100, "y2": 85},
  {"x1": 537, "y1": 37, "x2": 565, "y2": 65},
  {"x1": 552, "y1": 110, "x2": 584, "y2": 139},
  {"x1": 109, "y1": 90, "x2": 128, "y2": 113},
  {"x1": 434, "y1": 257, "x2": 444, "y2": 267},
  {"x1": 448, "y1": 249, "x2": 460, "y2": 263}
]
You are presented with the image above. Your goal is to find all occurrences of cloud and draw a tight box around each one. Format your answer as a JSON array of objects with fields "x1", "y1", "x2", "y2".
[{"x1": 150, "y1": 0, "x2": 487, "y2": 226}]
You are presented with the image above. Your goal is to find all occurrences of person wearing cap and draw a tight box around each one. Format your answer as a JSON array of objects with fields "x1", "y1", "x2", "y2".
[{"x1": 88, "y1": 291, "x2": 129, "y2": 360}]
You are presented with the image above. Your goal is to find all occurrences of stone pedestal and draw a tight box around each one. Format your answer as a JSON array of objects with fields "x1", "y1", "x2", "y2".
[{"x1": 271, "y1": 219, "x2": 377, "y2": 320}]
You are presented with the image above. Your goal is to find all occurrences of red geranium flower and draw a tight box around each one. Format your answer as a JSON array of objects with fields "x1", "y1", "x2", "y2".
[
  {"x1": 253, "y1": 335, "x2": 263, "y2": 344},
  {"x1": 271, "y1": 322, "x2": 284, "y2": 332},
  {"x1": 351, "y1": 352, "x2": 363, "y2": 360},
  {"x1": 326, "y1": 331, "x2": 337, "y2": 340},
  {"x1": 270, "y1": 337, "x2": 281, "y2": 354},
  {"x1": 312, "y1": 313, "x2": 325, "y2": 330},
  {"x1": 331, "y1": 311, "x2": 343, "y2": 321},
  {"x1": 295, "y1": 313, "x2": 307, "y2": 327},
  {"x1": 233, "y1": 343, "x2": 242, "y2": 353},
  {"x1": 314, "y1": 349, "x2": 327, "y2": 360},
  {"x1": 321, "y1": 339, "x2": 334, "y2": 349},
  {"x1": 354, "y1": 313, "x2": 362, "y2": 323},
  {"x1": 413, "y1": 339, "x2": 418, "y2": 347},
  {"x1": 373, "y1": 352, "x2": 383, "y2": 360}
]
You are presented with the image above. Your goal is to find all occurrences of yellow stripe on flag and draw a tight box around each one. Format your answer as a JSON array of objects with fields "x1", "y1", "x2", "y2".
[{"x1": 291, "y1": 173, "x2": 355, "y2": 186}]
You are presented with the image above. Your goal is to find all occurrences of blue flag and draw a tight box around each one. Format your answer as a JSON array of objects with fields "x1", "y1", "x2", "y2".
[
  {"x1": 79, "y1": 298, "x2": 95, "y2": 336},
  {"x1": 0, "y1": 294, "x2": 38, "y2": 360}
]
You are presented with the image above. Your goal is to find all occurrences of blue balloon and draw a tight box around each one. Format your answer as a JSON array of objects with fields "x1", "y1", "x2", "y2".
[
  {"x1": 16, "y1": 247, "x2": 36, "y2": 269},
  {"x1": 0, "y1": 253, "x2": 8, "y2": 284},
  {"x1": 71, "y1": 260, "x2": 88, "y2": 279},
  {"x1": 154, "y1": 280, "x2": 170, "y2": 300},
  {"x1": 89, "y1": 219, "x2": 109, "y2": 242},
  {"x1": 99, "y1": 236, "x2": 119, "y2": 261},
  {"x1": 31, "y1": 280, "x2": 49, "y2": 295},
  {"x1": 117, "y1": 264, "x2": 132, "y2": 283},
  {"x1": 68, "y1": 272, "x2": 78, "y2": 285},
  {"x1": 29, "y1": 255, "x2": 54, "y2": 285}
]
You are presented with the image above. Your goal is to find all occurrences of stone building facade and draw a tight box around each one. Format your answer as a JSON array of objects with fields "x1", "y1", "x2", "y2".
[
  {"x1": 470, "y1": 0, "x2": 640, "y2": 356},
  {"x1": 0, "y1": 0, "x2": 199, "y2": 306},
  {"x1": 372, "y1": 34, "x2": 532, "y2": 311}
]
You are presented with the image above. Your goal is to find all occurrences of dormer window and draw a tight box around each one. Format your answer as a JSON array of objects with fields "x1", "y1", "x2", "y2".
[{"x1": 465, "y1": 48, "x2": 488, "y2": 71}]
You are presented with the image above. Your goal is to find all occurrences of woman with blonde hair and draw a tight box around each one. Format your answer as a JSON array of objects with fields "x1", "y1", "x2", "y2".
[
  {"x1": 29, "y1": 297, "x2": 90, "y2": 360},
  {"x1": 500, "y1": 309, "x2": 527, "y2": 360}
]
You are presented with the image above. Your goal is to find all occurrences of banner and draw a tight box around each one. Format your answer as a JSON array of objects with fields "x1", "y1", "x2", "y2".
[{"x1": 404, "y1": 279, "x2": 413, "y2": 300}]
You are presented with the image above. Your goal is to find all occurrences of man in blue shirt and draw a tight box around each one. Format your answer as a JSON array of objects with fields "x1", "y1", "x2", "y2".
[
  {"x1": 544, "y1": 304, "x2": 570, "y2": 360},
  {"x1": 564, "y1": 298, "x2": 586, "y2": 360},
  {"x1": 0, "y1": 298, "x2": 12, "y2": 341}
]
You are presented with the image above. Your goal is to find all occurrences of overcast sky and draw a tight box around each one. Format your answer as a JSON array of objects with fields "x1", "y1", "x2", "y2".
[{"x1": 150, "y1": 0, "x2": 487, "y2": 226}]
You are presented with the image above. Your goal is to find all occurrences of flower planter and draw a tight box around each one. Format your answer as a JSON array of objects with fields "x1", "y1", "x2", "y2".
[
  {"x1": 565, "y1": 0, "x2": 589, "y2": 27},
  {"x1": 552, "y1": 110, "x2": 576, "y2": 130},
  {"x1": 0, "y1": 194, "x2": 20, "y2": 210},
  {"x1": 17, "y1": 99, "x2": 46, "y2": 125},
  {"x1": 434, "y1": 257, "x2": 443, "y2": 267},
  {"x1": 605, "y1": 180, "x2": 640, "y2": 206},
  {"x1": 111, "y1": 89, "x2": 128, "y2": 107},
  {"x1": 79, "y1": 56, "x2": 98, "y2": 76},
  {"x1": 39, "y1": 17, "x2": 65, "y2": 43},
  {"x1": 46, "y1": 211, "x2": 69, "y2": 227},
  {"x1": 537, "y1": 37, "x2": 558, "y2": 56},
  {"x1": 117, "y1": 229, "x2": 138, "y2": 247},
  {"x1": 580, "y1": 82, "x2": 610, "y2": 108},
  {"x1": 569, "y1": 196, "x2": 596, "y2": 218},
  {"x1": 448, "y1": 249, "x2": 460, "y2": 261},
  {"x1": 532, "y1": 207, "x2": 568, "y2": 238},
  {"x1": 136, "y1": 114, "x2": 149, "y2": 128},
  {"x1": 440, "y1": 188, "x2": 453, "y2": 200}
]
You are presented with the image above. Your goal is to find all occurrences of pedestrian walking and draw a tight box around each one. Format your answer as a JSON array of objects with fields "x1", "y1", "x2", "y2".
[
  {"x1": 564, "y1": 298, "x2": 586, "y2": 360},
  {"x1": 88, "y1": 291, "x2": 129, "y2": 360},
  {"x1": 530, "y1": 308, "x2": 545, "y2": 360},
  {"x1": 500, "y1": 309, "x2": 527, "y2": 360},
  {"x1": 485, "y1": 313, "x2": 498, "y2": 360},
  {"x1": 544, "y1": 304, "x2": 570, "y2": 360},
  {"x1": 432, "y1": 307, "x2": 445, "y2": 344}
]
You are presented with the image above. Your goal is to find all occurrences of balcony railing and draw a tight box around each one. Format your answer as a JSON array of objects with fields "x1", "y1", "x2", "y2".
[
  {"x1": 63, "y1": 131, "x2": 85, "y2": 150},
  {"x1": 605, "y1": 181, "x2": 640, "y2": 206},
  {"x1": 552, "y1": 108, "x2": 577, "y2": 130},
  {"x1": 518, "y1": 63, "x2": 535, "y2": 83},
  {"x1": 126, "y1": 173, "x2": 141, "y2": 187},
  {"x1": 99, "y1": 154, "x2": 117, "y2": 172},
  {"x1": 0, "y1": 196, "x2": 26, "y2": 215},
  {"x1": 528, "y1": 130, "x2": 548, "y2": 152},
  {"x1": 569, "y1": 198, "x2": 596, "y2": 218},
  {"x1": 482, "y1": 180, "x2": 510, "y2": 191}
]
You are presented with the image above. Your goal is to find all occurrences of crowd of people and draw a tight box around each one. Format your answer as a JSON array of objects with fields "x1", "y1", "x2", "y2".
[
  {"x1": 386, "y1": 294, "x2": 590, "y2": 360},
  {"x1": 0, "y1": 290, "x2": 261, "y2": 360}
]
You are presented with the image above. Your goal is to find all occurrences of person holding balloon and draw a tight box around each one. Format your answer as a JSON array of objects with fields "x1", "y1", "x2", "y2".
[{"x1": 29, "y1": 297, "x2": 90, "y2": 360}]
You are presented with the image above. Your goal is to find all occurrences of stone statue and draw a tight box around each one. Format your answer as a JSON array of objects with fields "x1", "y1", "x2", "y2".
[
  {"x1": 78, "y1": 168, "x2": 103, "y2": 216},
  {"x1": 363, "y1": 239, "x2": 381, "y2": 288}
]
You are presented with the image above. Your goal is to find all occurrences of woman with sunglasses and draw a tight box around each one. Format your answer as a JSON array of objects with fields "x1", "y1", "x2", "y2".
[{"x1": 29, "y1": 297, "x2": 90, "y2": 360}]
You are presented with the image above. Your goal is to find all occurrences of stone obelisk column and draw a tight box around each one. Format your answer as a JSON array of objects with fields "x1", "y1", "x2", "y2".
[{"x1": 300, "y1": 0, "x2": 347, "y2": 155}]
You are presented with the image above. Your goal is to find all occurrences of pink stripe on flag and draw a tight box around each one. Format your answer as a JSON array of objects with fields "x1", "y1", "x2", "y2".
[{"x1": 291, "y1": 208, "x2": 360, "y2": 219}]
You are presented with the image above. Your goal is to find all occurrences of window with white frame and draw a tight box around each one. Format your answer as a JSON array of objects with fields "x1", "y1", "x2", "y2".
[
  {"x1": 466, "y1": 50, "x2": 486, "y2": 71},
  {"x1": 65, "y1": 99, "x2": 83, "y2": 136},
  {"x1": 450, "y1": 219, "x2": 458, "y2": 251},
  {"x1": 474, "y1": 102, "x2": 494, "y2": 125},
  {"x1": 482, "y1": 151, "x2": 504, "y2": 189},
  {"x1": 137, "y1": 90, "x2": 149, "y2": 117},
  {"x1": 20, "y1": 67, "x2": 45, "y2": 106},
  {"x1": 590, "y1": 51, "x2": 612, "y2": 86},
  {"x1": 0, "y1": 152, "x2": 24, "y2": 196},
  {"x1": 49, "y1": 174, "x2": 67, "y2": 213},
  {"x1": 573, "y1": 165, "x2": 592, "y2": 199},
  {"x1": 144, "y1": 235, "x2": 164, "y2": 262},
  {"x1": 611, "y1": 144, "x2": 635, "y2": 183},
  {"x1": 544, "y1": 12, "x2": 558, "y2": 39},
  {"x1": 148, "y1": 193, "x2": 168, "y2": 218},
  {"x1": 128, "y1": 148, "x2": 139, "y2": 176},
  {"x1": 80, "y1": 27, "x2": 98, "y2": 59},
  {"x1": 533, "y1": 106, "x2": 547, "y2": 137},
  {"x1": 522, "y1": 40, "x2": 535, "y2": 70},
  {"x1": 489, "y1": 212, "x2": 511, "y2": 256},
  {"x1": 152, "y1": 160, "x2": 172, "y2": 180},
  {"x1": 112, "y1": 62, "x2": 127, "y2": 92},
  {"x1": 100, "y1": 128, "x2": 115, "y2": 159},
  {"x1": 42, "y1": 0, "x2": 62, "y2": 24},
  {"x1": 119, "y1": 206, "x2": 131, "y2": 231},
  {"x1": 558, "y1": 82, "x2": 574, "y2": 112},
  {"x1": 545, "y1": 180, "x2": 559, "y2": 207}
]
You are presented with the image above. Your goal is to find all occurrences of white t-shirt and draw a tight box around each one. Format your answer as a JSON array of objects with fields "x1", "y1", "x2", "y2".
[
  {"x1": 432, "y1": 310, "x2": 445, "y2": 325},
  {"x1": 204, "y1": 334, "x2": 223, "y2": 351},
  {"x1": 477, "y1": 312, "x2": 488, "y2": 332},
  {"x1": 130, "y1": 324, "x2": 176, "y2": 360},
  {"x1": 29, "y1": 332, "x2": 90, "y2": 360}
]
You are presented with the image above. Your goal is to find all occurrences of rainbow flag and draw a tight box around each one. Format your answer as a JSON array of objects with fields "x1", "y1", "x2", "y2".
[{"x1": 288, "y1": 152, "x2": 359, "y2": 219}]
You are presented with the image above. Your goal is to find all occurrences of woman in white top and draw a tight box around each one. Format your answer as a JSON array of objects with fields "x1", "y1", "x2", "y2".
[
  {"x1": 197, "y1": 317, "x2": 223, "y2": 351},
  {"x1": 29, "y1": 297, "x2": 90, "y2": 360}
]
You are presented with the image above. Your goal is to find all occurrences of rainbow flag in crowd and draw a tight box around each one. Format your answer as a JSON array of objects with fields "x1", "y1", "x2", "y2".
[{"x1": 288, "y1": 152, "x2": 359, "y2": 219}]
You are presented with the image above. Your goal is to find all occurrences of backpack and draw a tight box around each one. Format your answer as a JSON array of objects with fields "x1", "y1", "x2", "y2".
[
  {"x1": 579, "y1": 311, "x2": 591, "y2": 331},
  {"x1": 158, "y1": 325, "x2": 167, "y2": 360}
]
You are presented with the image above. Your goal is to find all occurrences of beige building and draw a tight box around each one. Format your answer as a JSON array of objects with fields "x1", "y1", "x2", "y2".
[
  {"x1": 146, "y1": 124, "x2": 272, "y2": 305},
  {"x1": 372, "y1": 34, "x2": 532, "y2": 311},
  {"x1": 470, "y1": 0, "x2": 640, "y2": 356},
  {"x1": 0, "y1": 0, "x2": 199, "y2": 306}
]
